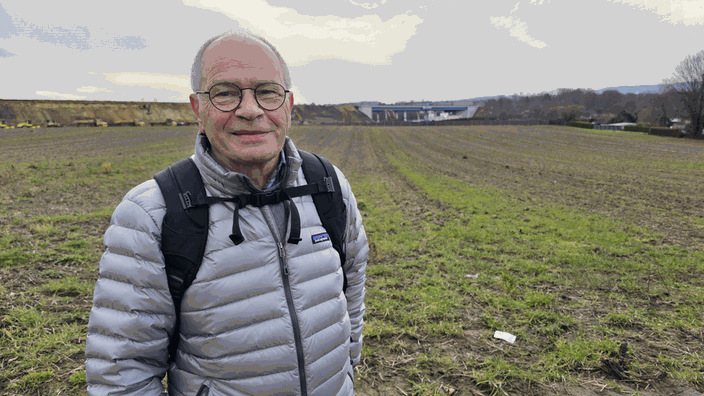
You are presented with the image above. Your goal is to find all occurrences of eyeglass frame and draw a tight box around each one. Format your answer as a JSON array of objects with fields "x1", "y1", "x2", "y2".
[{"x1": 195, "y1": 82, "x2": 291, "y2": 112}]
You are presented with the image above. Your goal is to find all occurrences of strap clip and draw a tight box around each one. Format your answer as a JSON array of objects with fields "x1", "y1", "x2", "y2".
[
  {"x1": 179, "y1": 191, "x2": 194, "y2": 209},
  {"x1": 323, "y1": 176, "x2": 335, "y2": 193}
]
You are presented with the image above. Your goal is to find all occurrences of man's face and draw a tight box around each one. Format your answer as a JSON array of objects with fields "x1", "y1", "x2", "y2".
[{"x1": 190, "y1": 37, "x2": 293, "y2": 171}]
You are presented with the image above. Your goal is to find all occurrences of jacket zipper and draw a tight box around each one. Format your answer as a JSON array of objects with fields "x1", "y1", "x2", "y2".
[
  {"x1": 278, "y1": 242, "x2": 289, "y2": 275},
  {"x1": 263, "y1": 206, "x2": 308, "y2": 395}
]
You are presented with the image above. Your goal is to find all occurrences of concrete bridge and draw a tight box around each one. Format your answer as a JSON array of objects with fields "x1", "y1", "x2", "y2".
[{"x1": 359, "y1": 105, "x2": 479, "y2": 122}]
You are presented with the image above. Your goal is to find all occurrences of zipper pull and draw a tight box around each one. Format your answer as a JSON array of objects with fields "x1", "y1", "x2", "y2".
[{"x1": 277, "y1": 242, "x2": 289, "y2": 275}]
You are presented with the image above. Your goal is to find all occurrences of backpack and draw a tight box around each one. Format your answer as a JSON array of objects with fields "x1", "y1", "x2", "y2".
[{"x1": 153, "y1": 150, "x2": 347, "y2": 363}]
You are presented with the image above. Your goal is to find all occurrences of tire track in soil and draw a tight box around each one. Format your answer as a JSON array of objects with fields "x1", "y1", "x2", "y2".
[
  {"x1": 302, "y1": 127, "x2": 604, "y2": 395},
  {"x1": 348, "y1": 127, "x2": 520, "y2": 396},
  {"x1": 0, "y1": 127, "x2": 196, "y2": 163},
  {"x1": 291, "y1": 126, "x2": 382, "y2": 178},
  {"x1": 384, "y1": 126, "x2": 704, "y2": 249},
  {"x1": 367, "y1": 127, "x2": 704, "y2": 395}
]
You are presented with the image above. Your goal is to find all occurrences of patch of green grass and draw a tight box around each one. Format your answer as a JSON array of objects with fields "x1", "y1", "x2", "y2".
[
  {"x1": 68, "y1": 369, "x2": 86, "y2": 386},
  {"x1": 0, "y1": 249, "x2": 36, "y2": 268},
  {"x1": 29, "y1": 222, "x2": 61, "y2": 236},
  {"x1": 41, "y1": 278, "x2": 93, "y2": 297},
  {"x1": 7, "y1": 370, "x2": 55, "y2": 391},
  {"x1": 1, "y1": 304, "x2": 85, "y2": 386},
  {"x1": 39, "y1": 269, "x2": 64, "y2": 279},
  {"x1": 473, "y1": 356, "x2": 526, "y2": 395}
]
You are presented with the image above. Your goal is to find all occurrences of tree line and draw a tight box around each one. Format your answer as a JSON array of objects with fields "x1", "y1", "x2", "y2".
[{"x1": 474, "y1": 50, "x2": 704, "y2": 138}]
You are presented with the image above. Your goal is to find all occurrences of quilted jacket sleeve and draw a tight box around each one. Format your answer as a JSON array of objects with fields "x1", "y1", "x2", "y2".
[
  {"x1": 335, "y1": 167, "x2": 368, "y2": 368},
  {"x1": 85, "y1": 180, "x2": 175, "y2": 396}
]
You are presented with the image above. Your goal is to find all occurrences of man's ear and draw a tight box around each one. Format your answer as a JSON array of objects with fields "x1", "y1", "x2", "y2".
[
  {"x1": 189, "y1": 94, "x2": 203, "y2": 131},
  {"x1": 286, "y1": 92, "x2": 294, "y2": 129}
]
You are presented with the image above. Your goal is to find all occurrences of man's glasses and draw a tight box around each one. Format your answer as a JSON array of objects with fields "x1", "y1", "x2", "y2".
[{"x1": 196, "y1": 82, "x2": 290, "y2": 112}]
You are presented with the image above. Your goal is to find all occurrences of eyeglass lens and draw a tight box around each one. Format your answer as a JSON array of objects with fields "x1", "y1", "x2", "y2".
[{"x1": 209, "y1": 83, "x2": 286, "y2": 111}]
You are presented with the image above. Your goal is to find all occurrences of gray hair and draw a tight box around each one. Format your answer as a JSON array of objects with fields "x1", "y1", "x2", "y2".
[{"x1": 190, "y1": 29, "x2": 292, "y2": 92}]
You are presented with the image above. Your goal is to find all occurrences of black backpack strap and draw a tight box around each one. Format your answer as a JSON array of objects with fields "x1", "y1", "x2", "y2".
[
  {"x1": 298, "y1": 150, "x2": 348, "y2": 293},
  {"x1": 153, "y1": 158, "x2": 210, "y2": 364},
  {"x1": 154, "y1": 152, "x2": 348, "y2": 364},
  {"x1": 226, "y1": 178, "x2": 337, "y2": 246}
]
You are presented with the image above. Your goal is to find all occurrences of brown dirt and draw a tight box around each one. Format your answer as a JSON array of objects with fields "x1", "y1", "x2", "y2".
[
  {"x1": 1, "y1": 125, "x2": 703, "y2": 395},
  {"x1": 293, "y1": 125, "x2": 704, "y2": 395}
]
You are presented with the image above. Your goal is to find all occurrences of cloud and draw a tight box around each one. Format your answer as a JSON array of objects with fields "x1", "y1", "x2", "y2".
[
  {"x1": 348, "y1": 0, "x2": 387, "y2": 10},
  {"x1": 0, "y1": 48, "x2": 15, "y2": 57},
  {"x1": 183, "y1": 0, "x2": 423, "y2": 66},
  {"x1": 36, "y1": 91, "x2": 87, "y2": 100},
  {"x1": 108, "y1": 35, "x2": 148, "y2": 50},
  {"x1": 7, "y1": 14, "x2": 147, "y2": 51},
  {"x1": 76, "y1": 86, "x2": 114, "y2": 93},
  {"x1": 490, "y1": 3, "x2": 548, "y2": 49},
  {"x1": 606, "y1": 0, "x2": 704, "y2": 26},
  {"x1": 13, "y1": 19, "x2": 92, "y2": 50},
  {"x1": 103, "y1": 72, "x2": 192, "y2": 100},
  {"x1": 490, "y1": 15, "x2": 548, "y2": 48}
]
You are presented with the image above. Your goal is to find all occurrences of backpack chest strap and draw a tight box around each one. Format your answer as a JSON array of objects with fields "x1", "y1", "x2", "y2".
[{"x1": 192, "y1": 177, "x2": 335, "y2": 246}]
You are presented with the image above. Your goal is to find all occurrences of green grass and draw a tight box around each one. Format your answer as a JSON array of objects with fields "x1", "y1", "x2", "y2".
[
  {"x1": 346, "y1": 128, "x2": 704, "y2": 393},
  {"x1": 1, "y1": 125, "x2": 703, "y2": 395}
]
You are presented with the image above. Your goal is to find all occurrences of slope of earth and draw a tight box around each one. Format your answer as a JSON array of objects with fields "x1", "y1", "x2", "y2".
[
  {"x1": 291, "y1": 103, "x2": 372, "y2": 125},
  {"x1": 0, "y1": 99, "x2": 372, "y2": 127}
]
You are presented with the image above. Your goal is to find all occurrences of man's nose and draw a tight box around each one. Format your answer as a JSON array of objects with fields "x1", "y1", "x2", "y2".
[{"x1": 235, "y1": 90, "x2": 264, "y2": 119}]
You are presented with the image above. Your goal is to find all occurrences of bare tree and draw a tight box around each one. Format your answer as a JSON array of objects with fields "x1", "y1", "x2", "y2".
[{"x1": 663, "y1": 50, "x2": 704, "y2": 138}]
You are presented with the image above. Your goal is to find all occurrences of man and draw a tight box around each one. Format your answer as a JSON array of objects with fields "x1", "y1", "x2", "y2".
[{"x1": 85, "y1": 30, "x2": 368, "y2": 396}]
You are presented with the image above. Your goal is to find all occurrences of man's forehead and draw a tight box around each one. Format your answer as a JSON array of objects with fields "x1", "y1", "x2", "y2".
[
  {"x1": 203, "y1": 37, "x2": 278, "y2": 71},
  {"x1": 200, "y1": 36, "x2": 285, "y2": 87}
]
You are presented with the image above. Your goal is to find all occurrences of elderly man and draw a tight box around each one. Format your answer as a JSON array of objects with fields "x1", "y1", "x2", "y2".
[{"x1": 85, "y1": 30, "x2": 368, "y2": 396}]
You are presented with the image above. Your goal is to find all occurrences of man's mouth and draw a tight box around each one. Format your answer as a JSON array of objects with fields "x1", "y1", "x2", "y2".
[{"x1": 232, "y1": 130, "x2": 268, "y2": 135}]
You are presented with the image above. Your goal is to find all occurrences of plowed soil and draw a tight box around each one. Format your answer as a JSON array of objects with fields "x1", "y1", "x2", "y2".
[{"x1": 1, "y1": 125, "x2": 702, "y2": 395}]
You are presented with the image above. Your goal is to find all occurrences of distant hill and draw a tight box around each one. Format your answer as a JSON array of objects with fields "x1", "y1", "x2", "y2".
[
  {"x1": 595, "y1": 84, "x2": 665, "y2": 94},
  {"x1": 467, "y1": 85, "x2": 666, "y2": 102},
  {"x1": 341, "y1": 84, "x2": 669, "y2": 108}
]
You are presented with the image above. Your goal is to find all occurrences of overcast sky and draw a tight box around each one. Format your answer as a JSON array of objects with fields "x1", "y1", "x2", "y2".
[{"x1": 1, "y1": 0, "x2": 703, "y2": 104}]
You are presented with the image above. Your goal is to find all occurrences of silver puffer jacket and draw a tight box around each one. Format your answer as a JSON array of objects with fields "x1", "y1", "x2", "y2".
[{"x1": 85, "y1": 134, "x2": 368, "y2": 396}]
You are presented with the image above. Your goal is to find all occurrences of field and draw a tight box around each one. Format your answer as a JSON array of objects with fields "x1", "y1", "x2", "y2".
[{"x1": 0, "y1": 125, "x2": 703, "y2": 395}]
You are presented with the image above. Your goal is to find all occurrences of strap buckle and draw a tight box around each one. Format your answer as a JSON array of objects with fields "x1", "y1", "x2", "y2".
[
  {"x1": 179, "y1": 191, "x2": 194, "y2": 209},
  {"x1": 250, "y1": 190, "x2": 282, "y2": 207},
  {"x1": 323, "y1": 176, "x2": 335, "y2": 193}
]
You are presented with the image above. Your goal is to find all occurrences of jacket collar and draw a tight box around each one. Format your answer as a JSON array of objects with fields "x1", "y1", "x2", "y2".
[{"x1": 191, "y1": 132, "x2": 303, "y2": 198}]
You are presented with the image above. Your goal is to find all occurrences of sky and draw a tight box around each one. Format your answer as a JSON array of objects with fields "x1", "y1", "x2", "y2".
[{"x1": 1, "y1": 0, "x2": 703, "y2": 105}]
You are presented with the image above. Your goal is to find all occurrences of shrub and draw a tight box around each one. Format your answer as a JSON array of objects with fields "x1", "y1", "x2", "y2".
[
  {"x1": 624, "y1": 125, "x2": 650, "y2": 133},
  {"x1": 569, "y1": 121, "x2": 593, "y2": 129},
  {"x1": 648, "y1": 127, "x2": 682, "y2": 137}
]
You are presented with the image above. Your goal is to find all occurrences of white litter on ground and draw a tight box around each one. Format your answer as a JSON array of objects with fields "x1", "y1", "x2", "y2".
[{"x1": 493, "y1": 330, "x2": 516, "y2": 344}]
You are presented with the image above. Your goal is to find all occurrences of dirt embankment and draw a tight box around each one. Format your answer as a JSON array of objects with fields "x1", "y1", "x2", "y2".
[
  {"x1": 0, "y1": 100, "x2": 372, "y2": 126},
  {"x1": 0, "y1": 99, "x2": 197, "y2": 126},
  {"x1": 291, "y1": 104, "x2": 372, "y2": 125}
]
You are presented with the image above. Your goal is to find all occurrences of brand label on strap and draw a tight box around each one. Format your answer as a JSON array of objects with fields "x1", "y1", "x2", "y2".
[{"x1": 312, "y1": 232, "x2": 330, "y2": 244}]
